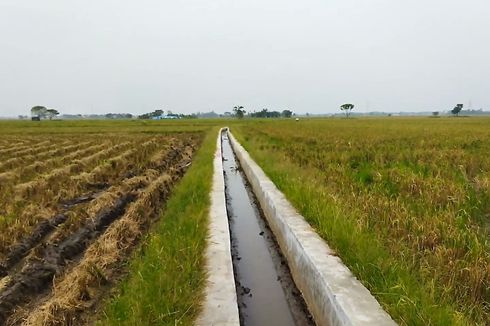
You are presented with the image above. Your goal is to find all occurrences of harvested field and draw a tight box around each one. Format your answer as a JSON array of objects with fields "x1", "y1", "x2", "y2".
[{"x1": 0, "y1": 132, "x2": 202, "y2": 325}]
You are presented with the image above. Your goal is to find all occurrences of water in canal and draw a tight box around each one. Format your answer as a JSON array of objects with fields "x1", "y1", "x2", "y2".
[{"x1": 221, "y1": 131, "x2": 313, "y2": 326}]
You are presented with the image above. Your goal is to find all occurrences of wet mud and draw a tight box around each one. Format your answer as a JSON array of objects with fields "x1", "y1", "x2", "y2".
[
  {"x1": 0, "y1": 138, "x2": 198, "y2": 325},
  {"x1": 221, "y1": 131, "x2": 314, "y2": 326},
  {"x1": 0, "y1": 194, "x2": 135, "y2": 324},
  {"x1": 0, "y1": 192, "x2": 101, "y2": 278}
]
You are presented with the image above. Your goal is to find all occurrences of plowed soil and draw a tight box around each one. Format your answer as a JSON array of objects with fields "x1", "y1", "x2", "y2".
[{"x1": 0, "y1": 133, "x2": 201, "y2": 325}]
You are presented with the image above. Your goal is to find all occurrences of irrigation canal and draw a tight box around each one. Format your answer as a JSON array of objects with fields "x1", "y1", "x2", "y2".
[{"x1": 221, "y1": 130, "x2": 314, "y2": 326}]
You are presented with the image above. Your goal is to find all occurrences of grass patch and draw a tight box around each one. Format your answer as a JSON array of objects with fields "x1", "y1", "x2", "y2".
[{"x1": 97, "y1": 127, "x2": 219, "y2": 325}]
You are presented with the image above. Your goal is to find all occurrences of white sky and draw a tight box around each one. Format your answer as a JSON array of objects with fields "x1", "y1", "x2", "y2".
[{"x1": 0, "y1": 0, "x2": 489, "y2": 116}]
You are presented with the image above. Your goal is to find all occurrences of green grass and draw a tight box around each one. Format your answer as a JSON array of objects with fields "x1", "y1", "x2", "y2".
[
  {"x1": 97, "y1": 126, "x2": 219, "y2": 325},
  {"x1": 232, "y1": 117, "x2": 490, "y2": 325}
]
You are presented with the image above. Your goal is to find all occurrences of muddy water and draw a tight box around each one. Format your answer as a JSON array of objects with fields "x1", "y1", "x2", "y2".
[{"x1": 221, "y1": 131, "x2": 313, "y2": 326}]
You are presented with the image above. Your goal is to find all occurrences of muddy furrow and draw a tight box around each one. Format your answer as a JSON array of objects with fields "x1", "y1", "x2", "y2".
[
  {"x1": 40, "y1": 142, "x2": 192, "y2": 250},
  {"x1": 0, "y1": 214, "x2": 68, "y2": 278},
  {"x1": 0, "y1": 193, "x2": 136, "y2": 324},
  {"x1": 0, "y1": 190, "x2": 106, "y2": 262},
  {"x1": 0, "y1": 139, "x2": 167, "y2": 260},
  {"x1": 23, "y1": 150, "x2": 195, "y2": 325},
  {"x1": 0, "y1": 170, "x2": 155, "y2": 278},
  {"x1": 4, "y1": 144, "x2": 196, "y2": 325},
  {"x1": 0, "y1": 194, "x2": 98, "y2": 278},
  {"x1": 0, "y1": 140, "x2": 193, "y2": 310}
]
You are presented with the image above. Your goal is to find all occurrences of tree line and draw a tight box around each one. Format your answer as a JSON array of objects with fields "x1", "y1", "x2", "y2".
[
  {"x1": 137, "y1": 109, "x2": 196, "y2": 119},
  {"x1": 232, "y1": 106, "x2": 293, "y2": 118}
]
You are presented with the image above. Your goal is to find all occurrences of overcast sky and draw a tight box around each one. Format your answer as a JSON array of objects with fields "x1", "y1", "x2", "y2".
[{"x1": 0, "y1": 0, "x2": 489, "y2": 116}]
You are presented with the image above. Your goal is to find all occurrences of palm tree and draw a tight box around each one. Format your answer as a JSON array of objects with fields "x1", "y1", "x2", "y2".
[{"x1": 233, "y1": 105, "x2": 246, "y2": 119}]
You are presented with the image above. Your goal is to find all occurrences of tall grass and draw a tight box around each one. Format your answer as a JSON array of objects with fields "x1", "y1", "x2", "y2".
[{"x1": 233, "y1": 117, "x2": 490, "y2": 325}]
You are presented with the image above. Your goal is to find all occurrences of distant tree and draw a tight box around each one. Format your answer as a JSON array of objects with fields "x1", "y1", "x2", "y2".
[
  {"x1": 432, "y1": 111, "x2": 439, "y2": 117},
  {"x1": 31, "y1": 106, "x2": 47, "y2": 119},
  {"x1": 451, "y1": 104, "x2": 463, "y2": 117},
  {"x1": 153, "y1": 109, "x2": 164, "y2": 117},
  {"x1": 180, "y1": 113, "x2": 197, "y2": 119},
  {"x1": 46, "y1": 109, "x2": 59, "y2": 120},
  {"x1": 233, "y1": 105, "x2": 246, "y2": 119},
  {"x1": 253, "y1": 108, "x2": 268, "y2": 118},
  {"x1": 281, "y1": 110, "x2": 293, "y2": 118},
  {"x1": 249, "y1": 108, "x2": 283, "y2": 118},
  {"x1": 340, "y1": 103, "x2": 355, "y2": 118}
]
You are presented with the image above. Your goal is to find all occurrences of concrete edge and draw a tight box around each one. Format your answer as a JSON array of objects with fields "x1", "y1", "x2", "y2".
[
  {"x1": 228, "y1": 130, "x2": 397, "y2": 326},
  {"x1": 196, "y1": 128, "x2": 240, "y2": 326}
]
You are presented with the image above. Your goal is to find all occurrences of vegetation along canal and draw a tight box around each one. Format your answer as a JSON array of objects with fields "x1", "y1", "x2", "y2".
[{"x1": 221, "y1": 130, "x2": 314, "y2": 326}]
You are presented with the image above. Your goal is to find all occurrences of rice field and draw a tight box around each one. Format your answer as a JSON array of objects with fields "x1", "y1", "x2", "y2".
[
  {"x1": 2, "y1": 117, "x2": 489, "y2": 325},
  {"x1": 0, "y1": 123, "x2": 204, "y2": 325},
  {"x1": 233, "y1": 117, "x2": 490, "y2": 325}
]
